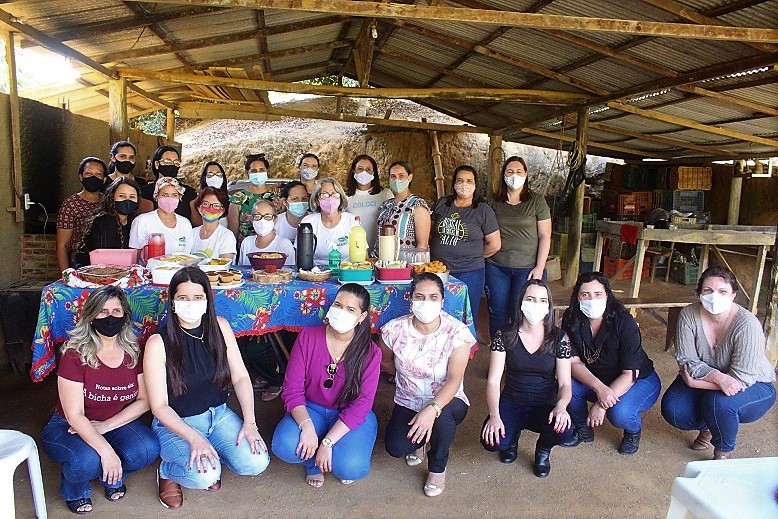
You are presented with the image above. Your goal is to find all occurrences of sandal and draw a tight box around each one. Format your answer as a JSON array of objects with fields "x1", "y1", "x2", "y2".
[
  {"x1": 104, "y1": 484, "x2": 126, "y2": 501},
  {"x1": 66, "y1": 497, "x2": 93, "y2": 514},
  {"x1": 691, "y1": 430, "x2": 713, "y2": 451},
  {"x1": 405, "y1": 446, "x2": 425, "y2": 467},
  {"x1": 306, "y1": 473, "x2": 324, "y2": 488},
  {"x1": 423, "y1": 472, "x2": 446, "y2": 497},
  {"x1": 206, "y1": 480, "x2": 221, "y2": 492}
]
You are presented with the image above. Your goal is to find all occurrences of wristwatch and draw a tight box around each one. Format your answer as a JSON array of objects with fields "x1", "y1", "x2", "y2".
[{"x1": 321, "y1": 437, "x2": 334, "y2": 448}]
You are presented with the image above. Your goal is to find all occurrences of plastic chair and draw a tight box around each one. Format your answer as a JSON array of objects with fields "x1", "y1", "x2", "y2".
[{"x1": 0, "y1": 430, "x2": 47, "y2": 518}]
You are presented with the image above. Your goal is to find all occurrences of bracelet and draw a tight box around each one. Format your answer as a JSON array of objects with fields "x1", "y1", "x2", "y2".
[
  {"x1": 247, "y1": 421, "x2": 259, "y2": 430},
  {"x1": 298, "y1": 417, "x2": 312, "y2": 430},
  {"x1": 427, "y1": 401, "x2": 442, "y2": 418}
]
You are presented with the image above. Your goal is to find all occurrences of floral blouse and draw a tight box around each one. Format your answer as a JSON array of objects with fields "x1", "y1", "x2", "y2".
[{"x1": 229, "y1": 189, "x2": 279, "y2": 239}]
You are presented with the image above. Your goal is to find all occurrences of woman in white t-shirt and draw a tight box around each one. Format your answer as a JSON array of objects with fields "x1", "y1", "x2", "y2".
[
  {"x1": 300, "y1": 177, "x2": 358, "y2": 264},
  {"x1": 346, "y1": 155, "x2": 392, "y2": 251},
  {"x1": 239, "y1": 200, "x2": 296, "y2": 267},
  {"x1": 190, "y1": 187, "x2": 236, "y2": 262},
  {"x1": 129, "y1": 177, "x2": 193, "y2": 255},
  {"x1": 274, "y1": 180, "x2": 310, "y2": 244}
]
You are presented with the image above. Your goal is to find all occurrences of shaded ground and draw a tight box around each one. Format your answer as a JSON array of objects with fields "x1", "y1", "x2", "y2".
[{"x1": 5, "y1": 278, "x2": 777, "y2": 518}]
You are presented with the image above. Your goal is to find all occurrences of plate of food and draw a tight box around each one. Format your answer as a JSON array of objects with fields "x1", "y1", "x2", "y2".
[
  {"x1": 253, "y1": 269, "x2": 294, "y2": 284},
  {"x1": 205, "y1": 270, "x2": 244, "y2": 288},
  {"x1": 297, "y1": 267, "x2": 331, "y2": 282},
  {"x1": 412, "y1": 261, "x2": 449, "y2": 283},
  {"x1": 76, "y1": 265, "x2": 132, "y2": 285},
  {"x1": 147, "y1": 253, "x2": 201, "y2": 270},
  {"x1": 199, "y1": 257, "x2": 233, "y2": 272}
]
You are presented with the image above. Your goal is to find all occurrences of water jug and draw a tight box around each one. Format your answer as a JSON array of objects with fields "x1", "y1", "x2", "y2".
[
  {"x1": 141, "y1": 233, "x2": 165, "y2": 263},
  {"x1": 296, "y1": 223, "x2": 316, "y2": 270},
  {"x1": 378, "y1": 224, "x2": 400, "y2": 263},
  {"x1": 348, "y1": 216, "x2": 368, "y2": 263}
]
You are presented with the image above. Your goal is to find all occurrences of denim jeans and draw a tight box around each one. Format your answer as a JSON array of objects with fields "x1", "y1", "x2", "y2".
[
  {"x1": 568, "y1": 371, "x2": 661, "y2": 434},
  {"x1": 484, "y1": 262, "x2": 546, "y2": 336},
  {"x1": 384, "y1": 398, "x2": 468, "y2": 473},
  {"x1": 661, "y1": 376, "x2": 776, "y2": 452},
  {"x1": 451, "y1": 267, "x2": 485, "y2": 328},
  {"x1": 480, "y1": 397, "x2": 574, "y2": 451},
  {"x1": 153, "y1": 403, "x2": 270, "y2": 489},
  {"x1": 271, "y1": 401, "x2": 378, "y2": 481},
  {"x1": 41, "y1": 413, "x2": 160, "y2": 501}
]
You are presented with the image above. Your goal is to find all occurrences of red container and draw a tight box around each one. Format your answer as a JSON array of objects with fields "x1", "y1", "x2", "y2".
[
  {"x1": 603, "y1": 256, "x2": 650, "y2": 281},
  {"x1": 602, "y1": 191, "x2": 637, "y2": 216},
  {"x1": 633, "y1": 191, "x2": 652, "y2": 215},
  {"x1": 375, "y1": 266, "x2": 413, "y2": 281}
]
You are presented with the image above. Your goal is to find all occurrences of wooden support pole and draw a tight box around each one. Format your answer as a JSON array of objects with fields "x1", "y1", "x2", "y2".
[
  {"x1": 166, "y1": 108, "x2": 176, "y2": 142},
  {"x1": 487, "y1": 134, "x2": 503, "y2": 197},
  {"x1": 727, "y1": 175, "x2": 743, "y2": 225},
  {"x1": 3, "y1": 29, "x2": 23, "y2": 222},
  {"x1": 108, "y1": 77, "x2": 128, "y2": 143},
  {"x1": 430, "y1": 131, "x2": 445, "y2": 199},
  {"x1": 751, "y1": 244, "x2": 768, "y2": 315},
  {"x1": 564, "y1": 107, "x2": 589, "y2": 288},
  {"x1": 765, "y1": 224, "x2": 778, "y2": 367}
]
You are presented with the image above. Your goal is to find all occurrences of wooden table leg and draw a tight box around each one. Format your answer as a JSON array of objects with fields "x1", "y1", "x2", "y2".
[
  {"x1": 629, "y1": 239, "x2": 648, "y2": 300},
  {"x1": 751, "y1": 245, "x2": 768, "y2": 314},
  {"x1": 665, "y1": 242, "x2": 675, "y2": 283},
  {"x1": 699, "y1": 243, "x2": 710, "y2": 279}
]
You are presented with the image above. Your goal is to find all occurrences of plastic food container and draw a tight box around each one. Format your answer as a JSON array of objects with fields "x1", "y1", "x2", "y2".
[
  {"x1": 89, "y1": 249, "x2": 138, "y2": 267},
  {"x1": 199, "y1": 257, "x2": 233, "y2": 272},
  {"x1": 247, "y1": 252, "x2": 287, "y2": 270},
  {"x1": 375, "y1": 266, "x2": 413, "y2": 281},
  {"x1": 339, "y1": 266, "x2": 373, "y2": 282},
  {"x1": 151, "y1": 266, "x2": 182, "y2": 285}
]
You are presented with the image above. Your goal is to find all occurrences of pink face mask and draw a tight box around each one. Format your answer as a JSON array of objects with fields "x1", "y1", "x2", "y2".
[
  {"x1": 319, "y1": 197, "x2": 339, "y2": 215},
  {"x1": 158, "y1": 197, "x2": 179, "y2": 213}
]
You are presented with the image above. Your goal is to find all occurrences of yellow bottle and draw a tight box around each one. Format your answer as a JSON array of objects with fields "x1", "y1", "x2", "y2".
[{"x1": 349, "y1": 216, "x2": 368, "y2": 263}]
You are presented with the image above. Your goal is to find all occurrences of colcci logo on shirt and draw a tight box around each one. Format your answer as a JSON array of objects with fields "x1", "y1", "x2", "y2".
[{"x1": 436, "y1": 212, "x2": 467, "y2": 246}]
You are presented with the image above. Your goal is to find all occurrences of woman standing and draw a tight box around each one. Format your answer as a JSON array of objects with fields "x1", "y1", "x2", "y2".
[
  {"x1": 430, "y1": 165, "x2": 500, "y2": 326},
  {"x1": 272, "y1": 284, "x2": 381, "y2": 487},
  {"x1": 380, "y1": 273, "x2": 475, "y2": 497},
  {"x1": 374, "y1": 161, "x2": 431, "y2": 262},
  {"x1": 189, "y1": 161, "x2": 229, "y2": 227},
  {"x1": 661, "y1": 266, "x2": 775, "y2": 459},
  {"x1": 300, "y1": 177, "x2": 358, "y2": 263},
  {"x1": 561, "y1": 271, "x2": 661, "y2": 455},
  {"x1": 485, "y1": 156, "x2": 552, "y2": 336},
  {"x1": 274, "y1": 180, "x2": 310, "y2": 244},
  {"x1": 140, "y1": 146, "x2": 196, "y2": 222},
  {"x1": 480, "y1": 280, "x2": 573, "y2": 477},
  {"x1": 346, "y1": 155, "x2": 392, "y2": 251},
  {"x1": 129, "y1": 177, "x2": 193, "y2": 255},
  {"x1": 107, "y1": 141, "x2": 147, "y2": 189},
  {"x1": 190, "y1": 187, "x2": 236, "y2": 261},
  {"x1": 73, "y1": 177, "x2": 141, "y2": 266},
  {"x1": 228, "y1": 153, "x2": 279, "y2": 245},
  {"x1": 41, "y1": 286, "x2": 159, "y2": 514},
  {"x1": 297, "y1": 153, "x2": 320, "y2": 195},
  {"x1": 144, "y1": 267, "x2": 269, "y2": 508}
]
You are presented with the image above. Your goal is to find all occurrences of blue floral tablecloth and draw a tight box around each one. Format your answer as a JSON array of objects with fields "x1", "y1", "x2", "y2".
[{"x1": 31, "y1": 274, "x2": 473, "y2": 381}]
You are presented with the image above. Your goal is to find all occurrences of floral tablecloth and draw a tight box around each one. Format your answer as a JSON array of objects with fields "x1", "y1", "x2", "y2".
[{"x1": 31, "y1": 275, "x2": 473, "y2": 381}]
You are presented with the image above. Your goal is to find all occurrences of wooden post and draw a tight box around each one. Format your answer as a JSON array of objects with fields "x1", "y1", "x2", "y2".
[
  {"x1": 751, "y1": 244, "x2": 769, "y2": 315},
  {"x1": 727, "y1": 175, "x2": 743, "y2": 225},
  {"x1": 3, "y1": 29, "x2": 23, "y2": 223},
  {"x1": 564, "y1": 107, "x2": 589, "y2": 287},
  {"x1": 166, "y1": 108, "x2": 175, "y2": 142},
  {"x1": 430, "y1": 131, "x2": 445, "y2": 199},
  {"x1": 108, "y1": 77, "x2": 128, "y2": 143},
  {"x1": 765, "y1": 224, "x2": 778, "y2": 367},
  {"x1": 487, "y1": 134, "x2": 502, "y2": 197}
]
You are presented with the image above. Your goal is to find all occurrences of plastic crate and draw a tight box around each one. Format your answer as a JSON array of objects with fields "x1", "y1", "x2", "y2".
[
  {"x1": 670, "y1": 166, "x2": 712, "y2": 190},
  {"x1": 621, "y1": 166, "x2": 642, "y2": 189},
  {"x1": 604, "y1": 256, "x2": 650, "y2": 281},
  {"x1": 602, "y1": 191, "x2": 637, "y2": 216},
  {"x1": 653, "y1": 189, "x2": 673, "y2": 211},
  {"x1": 552, "y1": 232, "x2": 597, "y2": 262},
  {"x1": 604, "y1": 163, "x2": 624, "y2": 184},
  {"x1": 656, "y1": 167, "x2": 670, "y2": 190},
  {"x1": 555, "y1": 213, "x2": 597, "y2": 233},
  {"x1": 634, "y1": 191, "x2": 653, "y2": 215},
  {"x1": 672, "y1": 190, "x2": 705, "y2": 212},
  {"x1": 670, "y1": 262, "x2": 699, "y2": 285},
  {"x1": 671, "y1": 212, "x2": 710, "y2": 224}
]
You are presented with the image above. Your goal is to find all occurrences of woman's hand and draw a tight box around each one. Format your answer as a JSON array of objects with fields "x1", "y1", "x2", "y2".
[
  {"x1": 296, "y1": 421, "x2": 319, "y2": 461},
  {"x1": 315, "y1": 443, "x2": 333, "y2": 473},
  {"x1": 188, "y1": 433, "x2": 220, "y2": 473},
  {"x1": 680, "y1": 364, "x2": 696, "y2": 387},
  {"x1": 528, "y1": 266, "x2": 545, "y2": 281},
  {"x1": 237, "y1": 422, "x2": 267, "y2": 455},
  {"x1": 481, "y1": 415, "x2": 506, "y2": 447},
  {"x1": 68, "y1": 419, "x2": 107, "y2": 435},
  {"x1": 99, "y1": 448, "x2": 123, "y2": 486},
  {"x1": 586, "y1": 403, "x2": 607, "y2": 428},
  {"x1": 594, "y1": 385, "x2": 619, "y2": 409},
  {"x1": 408, "y1": 406, "x2": 436, "y2": 445},
  {"x1": 549, "y1": 404, "x2": 572, "y2": 434},
  {"x1": 714, "y1": 372, "x2": 744, "y2": 396}
]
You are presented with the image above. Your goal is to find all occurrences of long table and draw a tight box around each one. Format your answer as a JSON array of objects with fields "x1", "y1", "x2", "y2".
[{"x1": 31, "y1": 273, "x2": 473, "y2": 382}]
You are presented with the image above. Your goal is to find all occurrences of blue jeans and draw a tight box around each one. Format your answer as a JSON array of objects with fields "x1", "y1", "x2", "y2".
[
  {"x1": 484, "y1": 262, "x2": 546, "y2": 336},
  {"x1": 568, "y1": 372, "x2": 661, "y2": 434},
  {"x1": 41, "y1": 413, "x2": 159, "y2": 501},
  {"x1": 661, "y1": 376, "x2": 776, "y2": 452},
  {"x1": 480, "y1": 397, "x2": 574, "y2": 451},
  {"x1": 153, "y1": 403, "x2": 270, "y2": 489},
  {"x1": 451, "y1": 267, "x2": 485, "y2": 328},
  {"x1": 271, "y1": 401, "x2": 378, "y2": 481}
]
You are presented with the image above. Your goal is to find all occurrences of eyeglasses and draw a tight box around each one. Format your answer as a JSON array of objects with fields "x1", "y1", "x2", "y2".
[
  {"x1": 318, "y1": 192, "x2": 341, "y2": 199},
  {"x1": 251, "y1": 213, "x2": 275, "y2": 221},
  {"x1": 158, "y1": 159, "x2": 181, "y2": 167},
  {"x1": 323, "y1": 363, "x2": 337, "y2": 389},
  {"x1": 200, "y1": 201, "x2": 224, "y2": 210},
  {"x1": 205, "y1": 171, "x2": 224, "y2": 178}
]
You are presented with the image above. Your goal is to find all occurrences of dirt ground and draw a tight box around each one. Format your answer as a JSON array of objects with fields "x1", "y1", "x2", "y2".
[{"x1": 4, "y1": 278, "x2": 777, "y2": 518}]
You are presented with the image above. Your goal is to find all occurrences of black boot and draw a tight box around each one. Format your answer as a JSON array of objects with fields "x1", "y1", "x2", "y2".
[
  {"x1": 560, "y1": 425, "x2": 594, "y2": 447},
  {"x1": 499, "y1": 432, "x2": 520, "y2": 464},
  {"x1": 533, "y1": 443, "x2": 552, "y2": 478},
  {"x1": 618, "y1": 430, "x2": 641, "y2": 455}
]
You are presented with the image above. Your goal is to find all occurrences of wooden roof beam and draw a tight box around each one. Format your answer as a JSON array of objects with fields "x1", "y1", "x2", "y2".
[
  {"x1": 519, "y1": 127, "x2": 663, "y2": 158},
  {"x1": 182, "y1": 40, "x2": 354, "y2": 70},
  {"x1": 254, "y1": 10, "x2": 272, "y2": 108},
  {"x1": 122, "y1": 2, "x2": 194, "y2": 68},
  {"x1": 131, "y1": 0, "x2": 778, "y2": 42},
  {"x1": 353, "y1": 18, "x2": 377, "y2": 87}
]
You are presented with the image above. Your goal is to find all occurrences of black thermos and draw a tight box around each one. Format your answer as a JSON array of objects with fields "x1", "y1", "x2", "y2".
[{"x1": 296, "y1": 222, "x2": 316, "y2": 270}]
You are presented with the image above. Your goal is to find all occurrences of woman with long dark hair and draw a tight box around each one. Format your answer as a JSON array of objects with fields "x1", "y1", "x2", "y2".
[
  {"x1": 144, "y1": 267, "x2": 269, "y2": 509},
  {"x1": 272, "y1": 283, "x2": 381, "y2": 488},
  {"x1": 139, "y1": 145, "x2": 197, "y2": 222},
  {"x1": 189, "y1": 161, "x2": 229, "y2": 227},
  {"x1": 480, "y1": 279, "x2": 573, "y2": 477},
  {"x1": 560, "y1": 271, "x2": 660, "y2": 455},
  {"x1": 345, "y1": 154, "x2": 392, "y2": 251}
]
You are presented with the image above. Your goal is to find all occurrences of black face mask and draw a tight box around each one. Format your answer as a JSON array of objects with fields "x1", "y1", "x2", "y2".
[
  {"x1": 92, "y1": 315, "x2": 124, "y2": 337},
  {"x1": 115, "y1": 200, "x2": 139, "y2": 216},
  {"x1": 82, "y1": 176, "x2": 105, "y2": 193},
  {"x1": 158, "y1": 165, "x2": 180, "y2": 178},
  {"x1": 114, "y1": 160, "x2": 136, "y2": 174}
]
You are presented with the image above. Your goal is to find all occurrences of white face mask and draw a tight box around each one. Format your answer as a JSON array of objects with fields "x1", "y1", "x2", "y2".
[
  {"x1": 300, "y1": 167, "x2": 318, "y2": 181},
  {"x1": 505, "y1": 174, "x2": 526, "y2": 190},
  {"x1": 579, "y1": 298, "x2": 607, "y2": 319},
  {"x1": 326, "y1": 306, "x2": 360, "y2": 334},
  {"x1": 700, "y1": 292, "x2": 732, "y2": 315},
  {"x1": 175, "y1": 300, "x2": 208, "y2": 324},
  {"x1": 454, "y1": 184, "x2": 476, "y2": 198},
  {"x1": 253, "y1": 219, "x2": 275, "y2": 237},
  {"x1": 521, "y1": 301, "x2": 549, "y2": 325},
  {"x1": 205, "y1": 175, "x2": 224, "y2": 189},
  {"x1": 354, "y1": 172, "x2": 374, "y2": 186},
  {"x1": 412, "y1": 300, "x2": 442, "y2": 324}
]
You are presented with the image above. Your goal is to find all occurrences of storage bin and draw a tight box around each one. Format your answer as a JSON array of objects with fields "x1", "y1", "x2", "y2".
[
  {"x1": 670, "y1": 166, "x2": 712, "y2": 190},
  {"x1": 670, "y1": 212, "x2": 710, "y2": 224},
  {"x1": 339, "y1": 266, "x2": 373, "y2": 282},
  {"x1": 633, "y1": 191, "x2": 653, "y2": 215},
  {"x1": 603, "y1": 256, "x2": 650, "y2": 281},
  {"x1": 670, "y1": 262, "x2": 699, "y2": 285},
  {"x1": 602, "y1": 192, "x2": 637, "y2": 216},
  {"x1": 604, "y1": 163, "x2": 623, "y2": 184},
  {"x1": 656, "y1": 167, "x2": 670, "y2": 190},
  {"x1": 672, "y1": 190, "x2": 705, "y2": 213},
  {"x1": 89, "y1": 249, "x2": 138, "y2": 267},
  {"x1": 621, "y1": 166, "x2": 642, "y2": 189},
  {"x1": 653, "y1": 189, "x2": 673, "y2": 211}
]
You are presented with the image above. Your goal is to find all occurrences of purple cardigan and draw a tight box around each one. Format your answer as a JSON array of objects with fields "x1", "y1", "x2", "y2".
[{"x1": 281, "y1": 325, "x2": 381, "y2": 430}]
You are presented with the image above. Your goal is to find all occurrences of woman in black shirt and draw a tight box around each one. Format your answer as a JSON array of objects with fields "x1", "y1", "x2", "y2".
[
  {"x1": 481, "y1": 279, "x2": 573, "y2": 477},
  {"x1": 561, "y1": 271, "x2": 660, "y2": 455}
]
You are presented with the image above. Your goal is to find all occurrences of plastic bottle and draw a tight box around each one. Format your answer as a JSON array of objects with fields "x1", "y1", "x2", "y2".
[
  {"x1": 328, "y1": 244, "x2": 342, "y2": 276},
  {"x1": 349, "y1": 216, "x2": 368, "y2": 263}
]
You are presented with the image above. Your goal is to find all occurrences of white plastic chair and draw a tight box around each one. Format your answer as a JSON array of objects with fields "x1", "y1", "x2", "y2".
[
  {"x1": 666, "y1": 456, "x2": 778, "y2": 518},
  {"x1": 0, "y1": 430, "x2": 47, "y2": 518}
]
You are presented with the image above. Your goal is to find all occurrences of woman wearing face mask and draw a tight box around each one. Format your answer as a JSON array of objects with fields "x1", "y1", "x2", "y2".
[
  {"x1": 380, "y1": 273, "x2": 475, "y2": 497},
  {"x1": 144, "y1": 267, "x2": 270, "y2": 509},
  {"x1": 298, "y1": 152, "x2": 320, "y2": 195},
  {"x1": 272, "y1": 283, "x2": 381, "y2": 488},
  {"x1": 129, "y1": 177, "x2": 193, "y2": 255},
  {"x1": 190, "y1": 187, "x2": 236, "y2": 262},
  {"x1": 107, "y1": 141, "x2": 147, "y2": 189},
  {"x1": 228, "y1": 153, "x2": 279, "y2": 245},
  {"x1": 345, "y1": 155, "x2": 392, "y2": 251},
  {"x1": 300, "y1": 177, "x2": 358, "y2": 263},
  {"x1": 374, "y1": 161, "x2": 431, "y2": 262},
  {"x1": 56, "y1": 157, "x2": 108, "y2": 272},
  {"x1": 430, "y1": 165, "x2": 501, "y2": 327},
  {"x1": 661, "y1": 266, "x2": 775, "y2": 460},
  {"x1": 238, "y1": 200, "x2": 295, "y2": 267},
  {"x1": 485, "y1": 156, "x2": 552, "y2": 337},
  {"x1": 275, "y1": 180, "x2": 310, "y2": 244},
  {"x1": 140, "y1": 146, "x2": 197, "y2": 222},
  {"x1": 560, "y1": 271, "x2": 660, "y2": 455},
  {"x1": 73, "y1": 177, "x2": 142, "y2": 266},
  {"x1": 41, "y1": 286, "x2": 159, "y2": 515},
  {"x1": 189, "y1": 161, "x2": 229, "y2": 227},
  {"x1": 480, "y1": 280, "x2": 573, "y2": 477}
]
